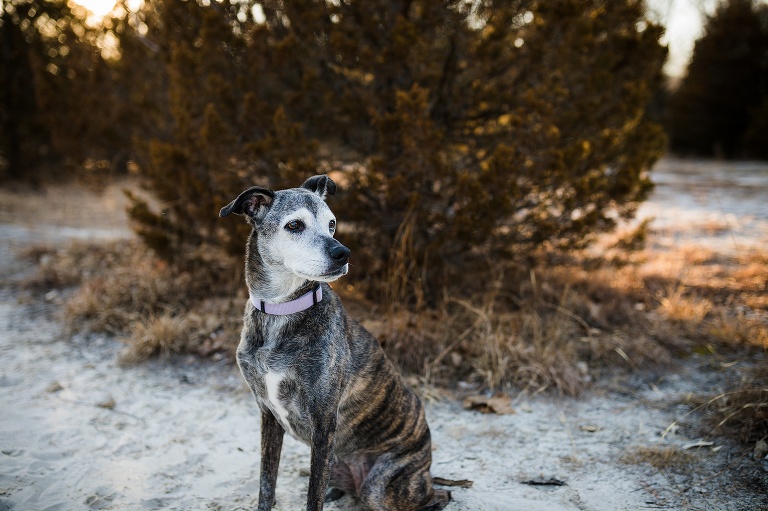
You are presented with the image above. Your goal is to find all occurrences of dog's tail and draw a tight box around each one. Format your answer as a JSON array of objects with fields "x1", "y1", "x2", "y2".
[{"x1": 432, "y1": 477, "x2": 473, "y2": 488}]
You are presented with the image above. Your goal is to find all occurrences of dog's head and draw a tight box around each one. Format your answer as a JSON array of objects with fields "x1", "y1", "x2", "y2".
[{"x1": 220, "y1": 175, "x2": 350, "y2": 282}]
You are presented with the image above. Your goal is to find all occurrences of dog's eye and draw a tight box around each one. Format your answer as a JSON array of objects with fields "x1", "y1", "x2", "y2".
[
  {"x1": 329, "y1": 220, "x2": 336, "y2": 233},
  {"x1": 285, "y1": 220, "x2": 305, "y2": 232}
]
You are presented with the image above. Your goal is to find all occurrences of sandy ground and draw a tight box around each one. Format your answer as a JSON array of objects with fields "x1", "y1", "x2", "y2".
[{"x1": 1, "y1": 161, "x2": 768, "y2": 511}]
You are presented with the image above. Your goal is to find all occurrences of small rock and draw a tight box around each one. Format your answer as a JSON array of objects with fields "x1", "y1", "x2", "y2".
[
  {"x1": 521, "y1": 477, "x2": 567, "y2": 486},
  {"x1": 754, "y1": 439, "x2": 768, "y2": 460},
  {"x1": 462, "y1": 395, "x2": 515, "y2": 415},
  {"x1": 45, "y1": 290, "x2": 60, "y2": 302},
  {"x1": 299, "y1": 467, "x2": 311, "y2": 477},
  {"x1": 579, "y1": 425, "x2": 599, "y2": 433},
  {"x1": 97, "y1": 396, "x2": 116, "y2": 410},
  {"x1": 46, "y1": 381, "x2": 64, "y2": 393}
]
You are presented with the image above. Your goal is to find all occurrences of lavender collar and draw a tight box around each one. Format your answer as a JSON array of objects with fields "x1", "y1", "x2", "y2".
[{"x1": 250, "y1": 285, "x2": 322, "y2": 315}]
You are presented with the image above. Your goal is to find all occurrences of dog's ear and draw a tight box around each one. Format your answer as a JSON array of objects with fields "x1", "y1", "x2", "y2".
[
  {"x1": 301, "y1": 175, "x2": 336, "y2": 201},
  {"x1": 219, "y1": 186, "x2": 275, "y2": 219}
]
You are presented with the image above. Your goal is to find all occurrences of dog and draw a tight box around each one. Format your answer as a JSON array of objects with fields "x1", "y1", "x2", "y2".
[{"x1": 219, "y1": 175, "x2": 451, "y2": 511}]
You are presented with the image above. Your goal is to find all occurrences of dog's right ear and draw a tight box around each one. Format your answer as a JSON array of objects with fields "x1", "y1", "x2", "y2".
[
  {"x1": 301, "y1": 175, "x2": 336, "y2": 201},
  {"x1": 219, "y1": 186, "x2": 275, "y2": 220}
]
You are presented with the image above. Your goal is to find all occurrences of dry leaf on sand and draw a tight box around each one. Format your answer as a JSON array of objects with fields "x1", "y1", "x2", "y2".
[{"x1": 462, "y1": 395, "x2": 516, "y2": 415}]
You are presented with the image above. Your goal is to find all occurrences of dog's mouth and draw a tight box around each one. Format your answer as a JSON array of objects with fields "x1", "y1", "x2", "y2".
[
  {"x1": 319, "y1": 264, "x2": 349, "y2": 280},
  {"x1": 295, "y1": 263, "x2": 348, "y2": 283}
]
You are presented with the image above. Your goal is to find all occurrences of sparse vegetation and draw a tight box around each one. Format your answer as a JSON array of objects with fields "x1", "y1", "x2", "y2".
[
  {"x1": 119, "y1": 313, "x2": 190, "y2": 365},
  {"x1": 620, "y1": 445, "x2": 696, "y2": 473},
  {"x1": 700, "y1": 365, "x2": 768, "y2": 444}
]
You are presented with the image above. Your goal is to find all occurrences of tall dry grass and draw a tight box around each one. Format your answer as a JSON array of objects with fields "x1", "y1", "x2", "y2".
[
  {"x1": 22, "y1": 240, "x2": 244, "y2": 363},
  {"x1": 702, "y1": 364, "x2": 768, "y2": 444},
  {"x1": 119, "y1": 313, "x2": 190, "y2": 365},
  {"x1": 363, "y1": 220, "x2": 767, "y2": 408}
]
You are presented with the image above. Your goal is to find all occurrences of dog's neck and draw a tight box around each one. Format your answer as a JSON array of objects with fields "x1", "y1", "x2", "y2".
[{"x1": 245, "y1": 231, "x2": 316, "y2": 303}]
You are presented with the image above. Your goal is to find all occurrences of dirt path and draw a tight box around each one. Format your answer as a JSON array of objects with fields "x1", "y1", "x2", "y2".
[{"x1": 1, "y1": 163, "x2": 767, "y2": 511}]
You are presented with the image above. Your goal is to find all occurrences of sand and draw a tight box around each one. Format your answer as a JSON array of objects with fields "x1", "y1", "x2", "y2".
[
  {"x1": 2, "y1": 287, "x2": 764, "y2": 511},
  {"x1": 2, "y1": 283, "x2": 765, "y2": 511}
]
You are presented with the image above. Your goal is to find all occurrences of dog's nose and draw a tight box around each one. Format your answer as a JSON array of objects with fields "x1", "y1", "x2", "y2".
[{"x1": 330, "y1": 245, "x2": 350, "y2": 263}]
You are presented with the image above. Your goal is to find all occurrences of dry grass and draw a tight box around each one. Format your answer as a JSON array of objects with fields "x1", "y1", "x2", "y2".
[
  {"x1": 21, "y1": 242, "x2": 128, "y2": 290},
  {"x1": 620, "y1": 445, "x2": 696, "y2": 472},
  {"x1": 364, "y1": 263, "x2": 670, "y2": 397},
  {"x1": 60, "y1": 243, "x2": 187, "y2": 334},
  {"x1": 25, "y1": 230, "x2": 766, "y2": 405},
  {"x1": 21, "y1": 240, "x2": 244, "y2": 361},
  {"x1": 656, "y1": 286, "x2": 713, "y2": 334},
  {"x1": 707, "y1": 313, "x2": 768, "y2": 348},
  {"x1": 699, "y1": 364, "x2": 768, "y2": 444},
  {"x1": 119, "y1": 313, "x2": 190, "y2": 365},
  {"x1": 359, "y1": 225, "x2": 768, "y2": 408}
]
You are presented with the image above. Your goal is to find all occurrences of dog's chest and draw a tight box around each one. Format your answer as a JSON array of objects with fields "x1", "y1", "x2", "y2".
[
  {"x1": 237, "y1": 322, "x2": 312, "y2": 441},
  {"x1": 242, "y1": 363, "x2": 309, "y2": 439},
  {"x1": 261, "y1": 371, "x2": 299, "y2": 433}
]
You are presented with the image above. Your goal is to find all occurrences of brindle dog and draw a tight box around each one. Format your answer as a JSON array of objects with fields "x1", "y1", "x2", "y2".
[{"x1": 220, "y1": 175, "x2": 450, "y2": 511}]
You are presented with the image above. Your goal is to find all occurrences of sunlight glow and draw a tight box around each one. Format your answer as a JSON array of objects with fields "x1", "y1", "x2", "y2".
[
  {"x1": 646, "y1": 0, "x2": 719, "y2": 78},
  {"x1": 71, "y1": 0, "x2": 117, "y2": 18}
]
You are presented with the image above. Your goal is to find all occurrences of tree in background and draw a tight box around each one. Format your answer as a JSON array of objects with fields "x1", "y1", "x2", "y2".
[
  {"x1": 667, "y1": 0, "x2": 768, "y2": 158},
  {"x1": 316, "y1": 1, "x2": 667, "y2": 302},
  {"x1": 2, "y1": 0, "x2": 667, "y2": 303},
  {"x1": 120, "y1": 0, "x2": 318, "y2": 269},
  {"x1": 120, "y1": 0, "x2": 667, "y2": 303},
  {"x1": 0, "y1": 0, "x2": 135, "y2": 182},
  {"x1": 0, "y1": 0, "x2": 61, "y2": 181}
]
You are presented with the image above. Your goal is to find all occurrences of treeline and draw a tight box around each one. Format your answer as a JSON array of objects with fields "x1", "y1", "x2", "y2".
[
  {"x1": 666, "y1": 0, "x2": 768, "y2": 159},
  {"x1": 3, "y1": 0, "x2": 672, "y2": 300},
  {"x1": 1, "y1": 0, "x2": 133, "y2": 181}
]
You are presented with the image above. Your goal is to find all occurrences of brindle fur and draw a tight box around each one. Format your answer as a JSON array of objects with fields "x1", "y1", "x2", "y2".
[{"x1": 220, "y1": 176, "x2": 450, "y2": 511}]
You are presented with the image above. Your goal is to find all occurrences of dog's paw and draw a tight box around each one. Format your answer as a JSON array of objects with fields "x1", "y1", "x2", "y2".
[{"x1": 324, "y1": 487, "x2": 346, "y2": 503}]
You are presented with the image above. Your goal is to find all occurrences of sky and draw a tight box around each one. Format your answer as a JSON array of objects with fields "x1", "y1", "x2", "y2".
[
  {"x1": 74, "y1": 0, "x2": 713, "y2": 78},
  {"x1": 647, "y1": 0, "x2": 718, "y2": 77}
]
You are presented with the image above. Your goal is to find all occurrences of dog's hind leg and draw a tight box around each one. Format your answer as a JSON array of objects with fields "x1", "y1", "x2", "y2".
[
  {"x1": 257, "y1": 409, "x2": 285, "y2": 511},
  {"x1": 414, "y1": 488, "x2": 451, "y2": 511},
  {"x1": 327, "y1": 456, "x2": 354, "y2": 502},
  {"x1": 358, "y1": 453, "x2": 449, "y2": 511}
]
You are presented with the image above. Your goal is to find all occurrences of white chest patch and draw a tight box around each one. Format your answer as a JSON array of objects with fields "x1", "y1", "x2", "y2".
[{"x1": 264, "y1": 371, "x2": 294, "y2": 436}]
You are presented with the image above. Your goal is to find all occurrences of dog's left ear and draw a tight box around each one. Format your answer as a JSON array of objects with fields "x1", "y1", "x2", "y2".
[
  {"x1": 219, "y1": 186, "x2": 275, "y2": 219},
  {"x1": 301, "y1": 175, "x2": 336, "y2": 201}
]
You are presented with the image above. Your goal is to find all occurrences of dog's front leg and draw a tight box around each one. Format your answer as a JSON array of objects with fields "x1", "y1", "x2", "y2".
[
  {"x1": 306, "y1": 413, "x2": 337, "y2": 511},
  {"x1": 258, "y1": 408, "x2": 284, "y2": 511}
]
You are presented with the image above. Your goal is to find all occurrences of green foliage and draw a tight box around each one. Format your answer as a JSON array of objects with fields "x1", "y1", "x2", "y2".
[
  {"x1": 667, "y1": 0, "x2": 768, "y2": 158},
  {"x1": 116, "y1": 0, "x2": 666, "y2": 300}
]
